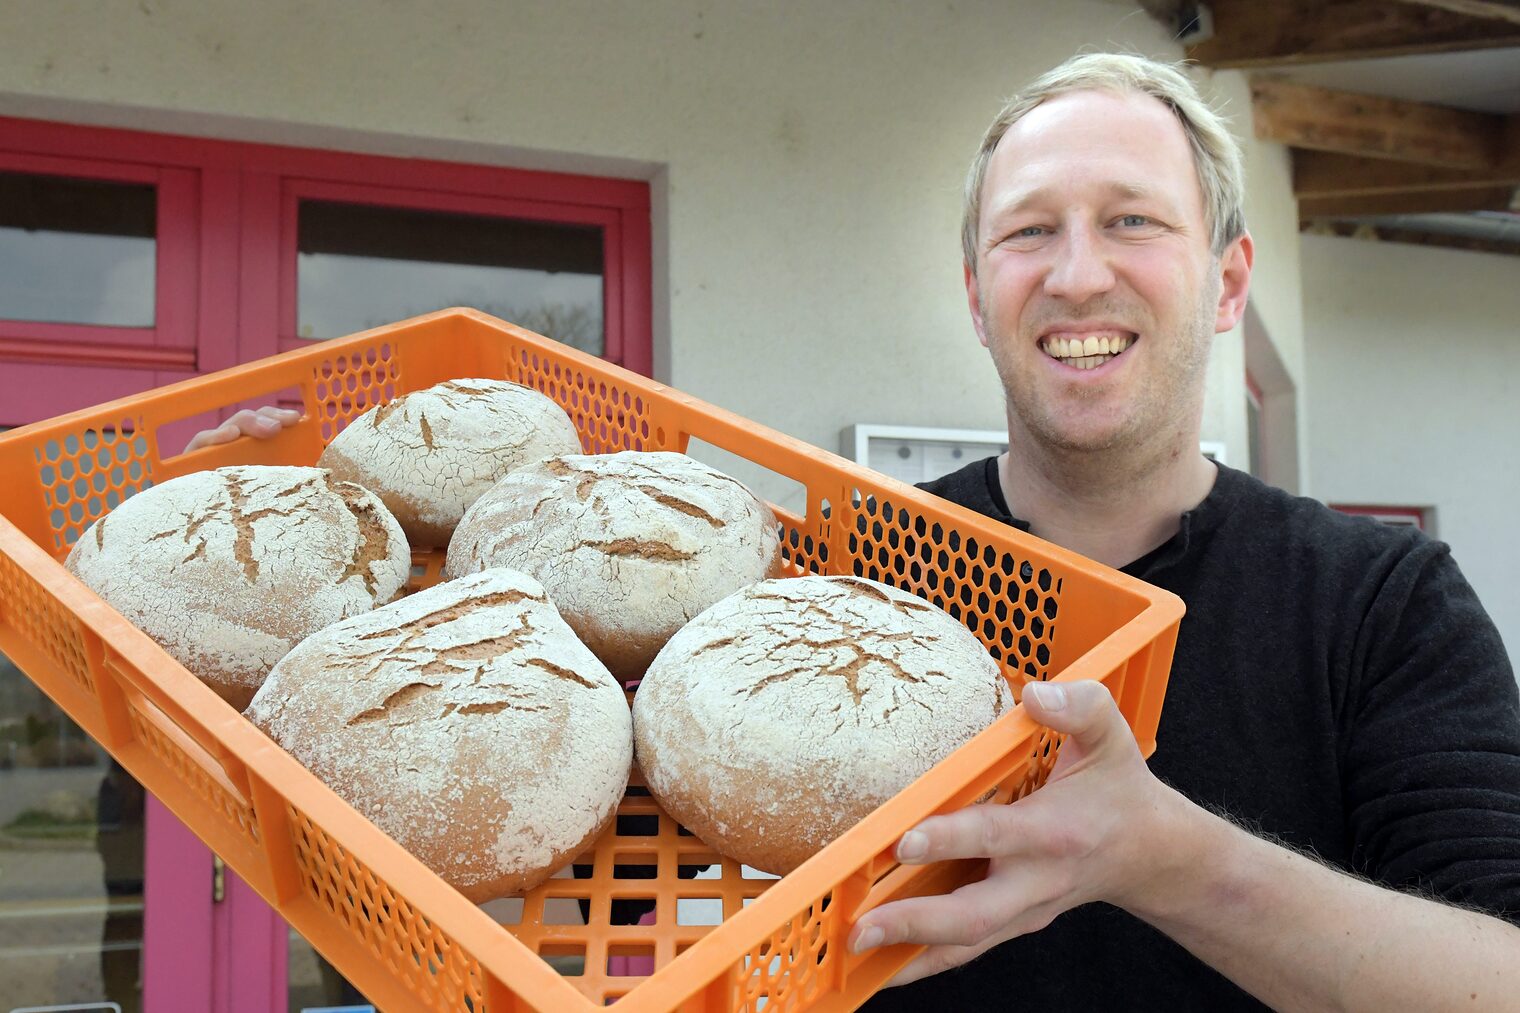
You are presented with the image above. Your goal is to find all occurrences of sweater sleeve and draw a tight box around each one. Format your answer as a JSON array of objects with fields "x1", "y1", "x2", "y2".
[{"x1": 1341, "y1": 536, "x2": 1520, "y2": 922}]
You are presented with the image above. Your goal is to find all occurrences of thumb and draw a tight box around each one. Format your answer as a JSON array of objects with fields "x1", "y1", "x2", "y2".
[{"x1": 1021, "y1": 680, "x2": 1136, "y2": 773}]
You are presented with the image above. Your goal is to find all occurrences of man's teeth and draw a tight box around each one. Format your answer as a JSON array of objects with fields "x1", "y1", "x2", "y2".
[{"x1": 1041, "y1": 334, "x2": 1133, "y2": 369}]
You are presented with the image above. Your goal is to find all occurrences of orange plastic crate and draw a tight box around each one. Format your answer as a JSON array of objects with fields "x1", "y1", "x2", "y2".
[{"x1": 0, "y1": 309, "x2": 1182, "y2": 1012}]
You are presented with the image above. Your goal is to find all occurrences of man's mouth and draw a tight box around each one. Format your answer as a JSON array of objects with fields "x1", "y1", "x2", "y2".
[{"x1": 1040, "y1": 332, "x2": 1135, "y2": 370}]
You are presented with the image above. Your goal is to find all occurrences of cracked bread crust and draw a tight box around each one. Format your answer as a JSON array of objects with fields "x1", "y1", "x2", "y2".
[
  {"x1": 317, "y1": 378, "x2": 584, "y2": 548},
  {"x1": 446, "y1": 451, "x2": 785, "y2": 680},
  {"x1": 244, "y1": 568, "x2": 632, "y2": 902},
  {"x1": 65, "y1": 465, "x2": 411, "y2": 710},
  {"x1": 632, "y1": 575, "x2": 1013, "y2": 876}
]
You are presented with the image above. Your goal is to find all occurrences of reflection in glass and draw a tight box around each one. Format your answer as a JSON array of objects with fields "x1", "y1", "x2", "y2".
[
  {"x1": 0, "y1": 654, "x2": 143, "y2": 1012},
  {"x1": 0, "y1": 171, "x2": 156, "y2": 327},
  {"x1": 289, "y1": 929, "x2": 372, "y2": 1010},
  {"x1": 297, "y1": 200, "x2": 604, "y2": 354}
]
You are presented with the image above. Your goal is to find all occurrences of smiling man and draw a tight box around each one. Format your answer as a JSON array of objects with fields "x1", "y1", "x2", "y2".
[{"x1": 850, "y1": 53, "x2": 1520, "y2": 1010}]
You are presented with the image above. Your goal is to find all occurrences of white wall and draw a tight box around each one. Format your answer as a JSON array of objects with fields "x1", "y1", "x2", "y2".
[
  {"x1": 1193, "y1": 69, "x2": 1306, "y2": 490},
  {"x1": 1302, "y1": 234, "x2": 1520, "y2": 665},
  {"x1": 0, "y1": 0, "x2": 1305, "y2": 506}
]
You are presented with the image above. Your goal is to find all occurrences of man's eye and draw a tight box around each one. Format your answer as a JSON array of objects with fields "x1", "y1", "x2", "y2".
[
  {"x1": 1012, "y1": 226, "x2": 1046, "y2": 239},
  {"x1": 1118, "y1": 214, "x2": 1151, "y2": 227}
]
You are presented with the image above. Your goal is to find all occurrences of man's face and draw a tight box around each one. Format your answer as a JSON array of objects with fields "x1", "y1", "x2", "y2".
[{"x1": 967, "y1": 89, "x2": 1250, "y2": 458}]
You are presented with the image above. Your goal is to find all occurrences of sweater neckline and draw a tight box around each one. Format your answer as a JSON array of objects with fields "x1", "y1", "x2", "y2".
[{"x1": 977, "y1": 456, "x2": 1246, "y2": 577}]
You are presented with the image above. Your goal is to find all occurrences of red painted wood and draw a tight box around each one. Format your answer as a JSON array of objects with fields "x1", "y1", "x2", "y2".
[
  {"x1": 212, "y1": 871, "x2": 287, "y2": 1013},
  {"x1": 620, "y1": 194, "x2": 654, "y2": 377},
  {"x1": 0, "y1": 150, "x2": 202, "y2": 428},
  {"x1": 143, "y1": 796, "x2": 214, "y2": 1012},
  {"x1": 0, "y1": 147, "x2": 160, "y2": 184},
  {"x1": 4, "y1": 111, "x2": 655, "y2": 1009},
  {"x1": 0, "y1": 337, "x2": 196, "y2": 369},
  {"x1": 1329, "y1": 503, "x2": 1429, "y2": 530},
  {"x1": 238, "y1": 172, "x2": 284, "y2": 371},
  {"x1": 0, "y1": 362, "x2": 170, "y2": 427},
  {"x1": 2, "y1": 113, "x2": 648, "y2": 209},
  {"x1": 286, "y1": 176, "x2": 626, "y2": 228},
  {"x1": 3, "y1": 113, "x2": 654, "y2": 378},
  {"x1": 602, "y1": 213, "x2": 626, "y2": 364},
  {"x1": 156, "y1": 167, "x2": 200, "y2": 350},
  {"x1": 0, "y1": 319, "x2": 158, "y2": 349},
  {"x1": 196, "y1": 168, "x2": 244, "y2": 378},
  {"x1": 1245, "y1": 369, "x2": 1264, "y2": 406},
  {"x1": 275, "y1": 178, "x2": 637, "y2": 367},
  {"x1": 275, "y1": 176, "x2": 300, "y2": 353}
]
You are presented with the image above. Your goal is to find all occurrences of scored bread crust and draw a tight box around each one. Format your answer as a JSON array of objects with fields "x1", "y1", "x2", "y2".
[
  {"x1": 446, "y1": 451, "x2": 785, "y2": 680},
  {"x1": 65, "y1": 465, "x2": 411, "y2": 710},
  {"x1": 632, "y1": 575, "x2": 1014, "y2": 876},
  {"x1": 245, "y1": 568, "x2": 633, "y2": 902},
  {"x1": 318, "y1": 378, "x2": 583, "y2": 548}
]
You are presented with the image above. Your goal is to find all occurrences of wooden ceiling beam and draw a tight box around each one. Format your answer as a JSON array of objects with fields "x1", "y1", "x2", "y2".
[
  {"x1": 1385, "y1": 0, "x2": 1520, "y2": 28},
  {"x1": 1252, "y1": 79, "x2": 1509, "y2": 168},
  {"x1": 1298, "y1": 185, "x2": 1518, "y2": 217},
  {"x1": 1187, "y1": 0, "x2": 1520, "y2": 66},
  {"x1": 1294, "y1": 151, "x2": 1520, "y2": 198},
  {"x1": 1303, "y1": 220, "x2": 1520, "y2": 257}
]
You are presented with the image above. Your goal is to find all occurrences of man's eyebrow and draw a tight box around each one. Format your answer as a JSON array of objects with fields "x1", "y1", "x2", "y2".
[{"x1": 985, "y1": 181, "x2": 1166, "y2": 219}]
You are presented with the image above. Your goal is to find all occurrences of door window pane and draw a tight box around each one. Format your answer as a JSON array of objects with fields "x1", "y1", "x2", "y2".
[
  {"x1": 297, "y1": 200, "x2": 604, "y2": 354},
  {"x1": 0, "y1": 654, "x2": 144, "y2": 1013},
  {"x1": 0, "y1": 171, "x2": 156, "y2": 327},
  {"x1": 288, "y1": 929, "x2": 372, "y2": 1010}
]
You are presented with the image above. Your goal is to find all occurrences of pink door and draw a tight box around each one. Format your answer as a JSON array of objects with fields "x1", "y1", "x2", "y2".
[
  {"x1": 3, "y1": 115, "x2": 650, "y2": 1013},
  {"x1": 0, "y1": 161, "x2": 216, "y2": 1013}
]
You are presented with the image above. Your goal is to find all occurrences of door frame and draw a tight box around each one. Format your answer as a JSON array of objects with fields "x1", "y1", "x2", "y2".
[{"x1": 3, "y1": 114, "x2": 653, "y2": 1012}]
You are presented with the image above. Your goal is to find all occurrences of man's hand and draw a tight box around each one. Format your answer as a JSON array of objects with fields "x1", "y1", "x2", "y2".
[
  {"x1": 848, "y1": 679, "x2": 1184, "y2": 985},
  {"x1": 182, "y1": 406, "x2": 300, "y2": 454}
]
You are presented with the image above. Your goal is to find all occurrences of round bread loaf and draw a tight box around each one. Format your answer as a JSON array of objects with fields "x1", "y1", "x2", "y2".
[
  {"x1": 65, "y1": 465, "x2": 410, "y2": 710},
  {"x1": 632, "y1": 575, "x2": 1014, "y2": 876},
  {"x1": 446, "y1": 451, "x2": 784, "y2": 680},
  {"x1": 317, "y1": 378, "x2": 583, "y2": 547},
  {"x1": 245, "y1": 567, "x2": 632, "y2": 902}
]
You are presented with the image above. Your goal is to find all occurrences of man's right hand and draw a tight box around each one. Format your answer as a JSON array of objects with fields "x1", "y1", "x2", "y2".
[{"x1": 183, "y1": 406, "x2": 300, "y2": 454}]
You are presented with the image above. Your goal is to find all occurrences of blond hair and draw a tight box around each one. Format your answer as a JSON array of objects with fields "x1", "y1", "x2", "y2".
[{"x1": 962, "y1": 52, "x2": 1245, "y2": 264}]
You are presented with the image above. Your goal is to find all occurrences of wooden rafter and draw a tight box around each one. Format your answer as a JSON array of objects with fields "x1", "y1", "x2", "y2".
[
  {"x1": 1184, "y1": 0, "x2": 1520, "y2": 66},
  {"x1": 1251, "y1": 79, "x2": 1513, "y2": 169},
  {"x1": 1294, "y1": 151, "x2": 1520, "y2": 198},
  {"x1": 1386, "y1": 0, "x2": 1520, "y2": 27},
  {"x1": 1304, "y1": 220, "x2": 1520, "y2": 257},
  {"x1": 1298, "y1": 185, "x2": 1517, "y2": 217}
]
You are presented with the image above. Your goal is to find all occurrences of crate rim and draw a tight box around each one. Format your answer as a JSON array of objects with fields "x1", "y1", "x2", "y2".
[{"x1": 0, "y1": 307, "x2": 1185, "y2": 1012}]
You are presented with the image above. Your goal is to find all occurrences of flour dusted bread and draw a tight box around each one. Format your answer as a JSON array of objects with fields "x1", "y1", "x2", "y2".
[
  {"x1": 317, "y1": 378, "x2": 583, "y2": 547},
  {"x1": 446, "y1": 451, "x2": 784, "y2": 680},
  {"x1": 633, "y1": 575, "x2": 1013, "y2": 875},
  {"x1": 245, "y1": 568, "x2": 632, "y2": 902},
  {"x1": 65, "y1": 466, "x2": 410, "y2": 710}
]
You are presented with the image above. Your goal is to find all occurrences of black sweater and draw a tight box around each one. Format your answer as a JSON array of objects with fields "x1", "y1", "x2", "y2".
[{"x1": 861, "y1": 458, "x2": 1520, "y2": 1011}]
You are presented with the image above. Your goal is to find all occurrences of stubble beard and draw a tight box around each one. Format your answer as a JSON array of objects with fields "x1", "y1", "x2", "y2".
[{"x1": 986, "y1": 288, "x2": 1218, "y2": 469}]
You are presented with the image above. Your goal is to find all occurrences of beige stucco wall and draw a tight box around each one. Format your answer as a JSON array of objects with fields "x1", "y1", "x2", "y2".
[
  {"x1": 1198, "y1": 70, "x2": 1307, "y2": 491},
  {"x1": 1301, "y1": 234, "x2": 1519, "y2": 664},
  {"x1": 0, "y1": 0, "x2": 1299, "y2": 506}
]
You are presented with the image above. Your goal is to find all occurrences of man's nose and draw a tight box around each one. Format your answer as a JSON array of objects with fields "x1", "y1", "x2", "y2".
[{"x1": 1043, "y1": 226, "x2": 1116, "y2": 303}]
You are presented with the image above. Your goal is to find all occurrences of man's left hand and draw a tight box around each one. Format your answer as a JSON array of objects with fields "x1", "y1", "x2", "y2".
[{"x1": 847, "y1": 678, "x2": 1184, "y2": 986}]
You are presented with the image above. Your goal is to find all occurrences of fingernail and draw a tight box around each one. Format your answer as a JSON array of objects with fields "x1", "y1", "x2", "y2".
[
  {"x1": 1027, "y1": 681, "x2": 1067, "y2": 711},
  {"x1": 254, "y1": 417, "x2": 279, "y2": 432},
  {"x1": 853, "y1": 926, "x2": 884, "y2": 953},
  {"x1": 897, "y1": 830, "x2": 928, "y2": 862}
]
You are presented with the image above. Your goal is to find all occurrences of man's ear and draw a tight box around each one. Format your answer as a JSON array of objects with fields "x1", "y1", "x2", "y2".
[
  {"x1": 1214, "y1": 231, "x2": 1254, "y2": 335},
  {"x1": 965, "y1": 262, "x2": 990, "y2": 348}
]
